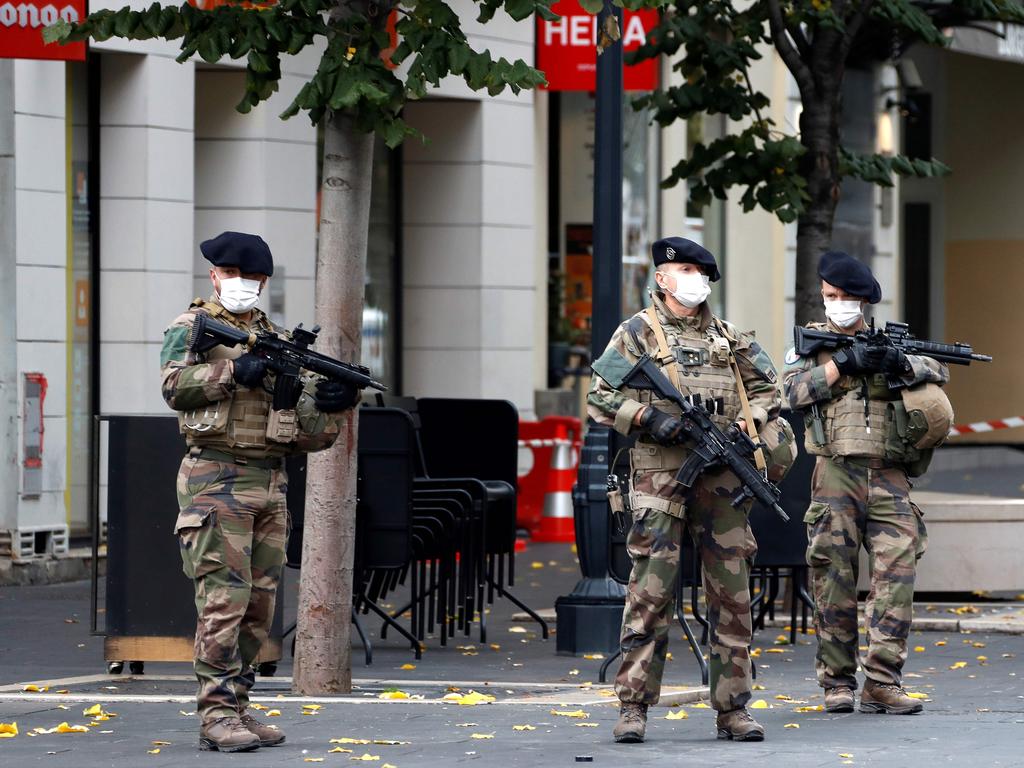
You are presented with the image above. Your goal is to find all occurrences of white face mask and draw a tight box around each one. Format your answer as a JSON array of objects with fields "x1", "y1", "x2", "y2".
[
  {"x1": 660, "y1": 271, "x2": 711, "y2": 309},
  {"x1": 217, "y1": 276, "x2": 262, "y2": 314},
  {"x1": 824, "y1": 299, "x2": 864, "y2": 329}
]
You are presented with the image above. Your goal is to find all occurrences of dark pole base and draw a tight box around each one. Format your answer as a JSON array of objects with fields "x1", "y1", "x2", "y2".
[{"x1": 554, "y1": 580, "x2": 625, "y2": 656}]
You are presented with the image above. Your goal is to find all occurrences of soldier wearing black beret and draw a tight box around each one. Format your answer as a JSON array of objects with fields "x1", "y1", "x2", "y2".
[
  {"x1": 589, "y1": 236, "x2": 792, "y2": 745},
  {"x1": 782, "y1": 251, "x2": 949, "y2": 717},
  {"x1": 157, "y1": 231, "x2": 356, "y2": 752}
]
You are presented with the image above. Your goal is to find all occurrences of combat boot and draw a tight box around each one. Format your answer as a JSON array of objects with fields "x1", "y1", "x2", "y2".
[
  {"x1": 199, "y1": 716, "x2": 261, "y2": 752},
  {"x1": 824, "y1": 686, "x2": 855, "y2": 713},
  {"x1": 716, "y1": 708, "x2": 765, "y2": 742},
  {"x1": 240, "y1": 713, "x2": 286, "y2": 746},
  {"x1": 612, "y1": 702, "x2": 648, "y2": 743},
  {"x1": 859, "y1": 682, "x2": 923, "y2": 715}
]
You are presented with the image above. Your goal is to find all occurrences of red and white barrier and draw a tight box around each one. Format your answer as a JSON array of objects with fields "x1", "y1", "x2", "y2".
[{"x1": 948, "y1": 416, "x2": 1024, "y2": 437}]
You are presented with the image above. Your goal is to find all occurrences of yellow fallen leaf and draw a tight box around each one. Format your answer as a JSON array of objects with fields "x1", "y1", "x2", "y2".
[
  {"x1": 749, "y1": 700, "x2": 769, "y2": 710},
  {"x1": 568, "y1": 669, "x2": 580, "y2": 676},
  {"x1": 329, "y1": 747, "x2": 354, "y2": 753},
  {"x1": 147, "y1": 748, "x2": 161, "y2": 755},
  {"x1": 949, "y1": 661, "x2": 968, "y2": 670},
  {"x1": 508, "y1": 627, "x2": 527, "y2": 634},
  {"x1": 550, "y1": 709, "x2": 589, "y2": 719},
  {"x1": 305, "y1": 759, "x2": 325, "y2": 764},
  {"x1": 664, "y1": 709, "x2": 688, "y2": 720},
  {"x1": 489, "y1": 644, "x2": 501, "y2": 651},
  {"x1": 470, "y1": 734, "x2": 494, "y2": 740},
  {"x1": 906, "y1": 692, "x2": 930, "y2": 700},
  {"x1": 378, "y1": 691, "x2": 410, "y2": 700},
  {"x1": 456, "y1": 691, "x2": 496, "y2": 706},
  {"x1": 38, "y1": 722, "x2": 90, "y2": 734},
  {"x1": 666, "y1": 652, "x2": 673, "y2": 660},
  {"x1": 151, "y1": 741, "x2": 171, "y2": 746},
  {"x1": 266, "y1": 709, "x2": 282, "y2": 716},
  {"x1": 977, "y1": 656, "x2": 988, "y2": 662},
  {"x1": 752, "y1": 684, "x2": 766, "y2": 691},
  {"x1": 691, "y1": 702, "x2": 710, "y2": 709},
  {"x1": 583, "y1": 653, "x2": 604, "y2": 660},
  {"x1": 83, "y1": 704, "x2": 103, "y2": 716},
  {"x1": 349, "y1": 755, "x2": 380, "y2": 762},
  {"x1": 179, "y1": 711, "x2": 195, "y2": 717},
  {"x1": 512, "y1": 725, "x2": 536, "y2": 731},
  {"x1": 765, "y1": 648, "x2": 787, "y2": 654},
  {"x1": 22, "y1": 685, "x2": 50, "y2": 693},
  {"x1": 935, "y1": 641, "x2": 947, "y2": 647},
  {"x1": 598, "y1": 690, "x2": 616, "y2": 697},
  {"x1": 839, "y1": 754, "x2": 853, "y2": 759},
  {"x1": 750, "y1": 648, "x2": 762, "y2": 658},
  {"x1": 303, "y1": 704, "x2": 323, "y2": 711},
  {"x1": 914, "y1": 646, "x2": 926, "y2": 652},
  {"x1": 400, "y1": 664, "x2": 416, "y2": 670},
  {"x1": 794, "y1": 705, "x2": 824, "y2": 712},
  {"x1": 774, "y1": 634, "x2": 789, "y2": 645},
  {"x1": 531, "y1": 562, "x2": 544, "y2": 569},
  {"x1": 784, "y1": 723, "x2": 799, "y2": 729},
  {"x1": 373, "y1": 740, "x2": 410, "y2": 745},
  {"x1": 56, "y1": 690, "x2": 70, "y2": 695},
  {"x1": 775, "y1": 694, "x2": 793, "y2": 701},
  {"x1": 575, "y1": 723, "x2": 599, "y2": 727},
  {"x1": 332, "y1": 738, "x2": 371, "y2": 744},
  {"x1": 0, "y1": 722, "x2": 18, "y2": 738},
  {"x1": 382, "y1": 765, "x2": 398, "y2": 768},
  {"x1": 250, "y1": 703, "x2": 268, "y2": 711},
  {"x1": 57, "y1": 705, "x2": 70, "y2": 711}
]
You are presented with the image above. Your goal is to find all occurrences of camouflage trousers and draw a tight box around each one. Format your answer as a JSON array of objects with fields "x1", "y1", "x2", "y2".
[
  {"x1": 805, "y1": 457, "x2": 928, "y2": 690},
  {"x1": 615, "y1": 468, "x2": 757, "y2": 711},
  {"x1": 175, "y1": 455, "x2": 289, "y2": 723}
]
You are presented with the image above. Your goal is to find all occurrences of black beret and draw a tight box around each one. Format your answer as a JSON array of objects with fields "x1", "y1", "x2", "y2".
[
  {"x1": 200, "y1": 231, "x2": 274, "y2": 277},
  {"x1": 817, "y1": 250, "x2": 880, "y2": 304},
  {"x1": 651, "y1": 236, "x2": 720, "y2": 282}
]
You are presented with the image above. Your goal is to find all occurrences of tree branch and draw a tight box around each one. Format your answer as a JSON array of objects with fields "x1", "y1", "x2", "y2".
[
  {"x1": 766, "y1": 0, "x2": 815, "y2": 98},
  {"x1": 838, "y1": 0, "x2": 874, "y2": 62},
  {"x1": 784, "y1": 15, "x2": 811, "y2": 59}
]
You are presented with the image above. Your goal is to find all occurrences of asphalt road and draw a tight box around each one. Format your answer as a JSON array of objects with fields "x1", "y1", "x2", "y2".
[{"x1": 1, "y1": 543, "x2": 1022, "y2": 767}]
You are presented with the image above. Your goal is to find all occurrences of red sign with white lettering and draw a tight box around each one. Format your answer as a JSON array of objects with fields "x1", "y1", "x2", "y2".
[
  {"x1": 536, "y1": 0, "x2": 658, "y2": 92},
  {"x1": 0, "y1": 0, "x2": 86, "y2": 60}
]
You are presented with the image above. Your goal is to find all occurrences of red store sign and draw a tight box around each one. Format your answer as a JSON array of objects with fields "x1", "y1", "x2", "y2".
[
  {"x1": 0, "y1": 0, "x2": 86, "y2": 60},
  {"x1": 536, "y1": 0, "x2": 659, "y2": 92}
]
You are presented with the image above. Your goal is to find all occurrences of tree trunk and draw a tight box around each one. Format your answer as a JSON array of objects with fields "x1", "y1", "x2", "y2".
[
  {"x1": 793, "y1": 95, "x2": 841, "y2": 326},
  {"x1": 292, "y1": 111, "x2": 374, "y2": 695},
  {"x1": 0, "y1": 62, "x2": 18, "y2": 536}
]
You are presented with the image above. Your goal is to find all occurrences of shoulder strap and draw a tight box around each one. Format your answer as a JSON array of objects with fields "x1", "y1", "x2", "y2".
[
  {"x1": 713, "y1": 317, "x2": 767, "y2": 473},
  {"x1": 644, "y1": 306, "x2": 683, "y2": 392}
]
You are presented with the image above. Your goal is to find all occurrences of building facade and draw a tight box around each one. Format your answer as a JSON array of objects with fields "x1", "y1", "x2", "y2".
[{"x1": 1, "y1": 7, "x2": 1020, "y2": 561}]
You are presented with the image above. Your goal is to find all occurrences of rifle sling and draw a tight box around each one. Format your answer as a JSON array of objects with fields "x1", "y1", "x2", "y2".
[
  {"x1": 713, "y1": 318, "x2": 768, "y2": 473},
  {"x1": 644, "y1": 306, "x2": 684, "y2": 393}
]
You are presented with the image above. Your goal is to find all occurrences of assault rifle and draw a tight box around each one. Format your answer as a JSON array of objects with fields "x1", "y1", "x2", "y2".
[
  {"x1": 619, "y1": 355, "x2": 790, "y2": 522},
  {"x1": 187, "y1": 314, "x2": 387, "y2": 410},
  {"x1": 795, "y1": 321, "x2": 992, "y2": 368}
]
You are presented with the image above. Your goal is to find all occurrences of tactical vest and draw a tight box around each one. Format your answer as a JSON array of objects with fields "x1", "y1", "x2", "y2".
[
  {"x1": 625, "y1": 307, "x2": 744, "y2": 515},
  {"x1": 803, "y1": 335, "x2": 901, "y2": 460},
  {"x1": 178, "y1": 299, "x2": 298, "y2": 457},
  {"x1": 635, "y1": 312, "x2": 741, "y2": 434}
]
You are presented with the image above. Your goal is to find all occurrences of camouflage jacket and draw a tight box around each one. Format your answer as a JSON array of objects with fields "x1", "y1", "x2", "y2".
[
  {"x1": 160, "y1": 296, "x2": 341, "y2": 456},
  {"x1": 782, "y1": 321, "x2": 950, "y2": 412},
  {"x1": 587, "y1": 293, "x2": 782, "y2": 437}
]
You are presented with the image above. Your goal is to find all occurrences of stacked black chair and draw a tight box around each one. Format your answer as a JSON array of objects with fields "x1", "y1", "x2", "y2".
[{"x1": 375, "y1": 395, "x2": 549, "y2": 644}]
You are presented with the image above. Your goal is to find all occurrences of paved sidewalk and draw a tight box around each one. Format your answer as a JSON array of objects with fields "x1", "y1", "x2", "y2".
[{"x1": 1, "y1": 542, "x2": 1023, "y2": 766}]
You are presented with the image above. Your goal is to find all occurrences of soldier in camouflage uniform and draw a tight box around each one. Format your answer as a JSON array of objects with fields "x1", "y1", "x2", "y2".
[
  {"x1": 783, "y1": 251, "x2": 949, "y2": 716},
  {"x1": 589, "y1": 237, "x2": 791, "y2": 744},
  {"x1": 160, "y1": 232, "x2": 357, "y2": 752}
]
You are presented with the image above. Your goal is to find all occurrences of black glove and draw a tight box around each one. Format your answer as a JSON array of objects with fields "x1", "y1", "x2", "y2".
[
  {"x1": 232, "y1": 353, "x2": 267, "y2": 387},
  {"x1": 832, "y1": 342, "x2": 881, "y2": 376},
  {"x1": 640, "y1": 407, "x2": 687, "y2": 446},
  {"x1": 878, "y1": 347, "x2": 910, "y2": 375},
  {"x1": 314, "y1": 380, "x2": 359, "y2": 413}
]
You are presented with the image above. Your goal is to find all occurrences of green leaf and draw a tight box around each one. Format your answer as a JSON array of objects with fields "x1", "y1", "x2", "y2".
[
  {"x1": 578, "y1": 0, "x2": 604, "y2": 13},
  {"x1": 41, "y1": 19, "x2": 71, "y2": 43}
]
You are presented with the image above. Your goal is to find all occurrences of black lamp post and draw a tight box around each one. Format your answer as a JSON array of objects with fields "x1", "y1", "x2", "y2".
[{"x1": 554, "y1": 0, "x2": 628, "y2": 655}]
